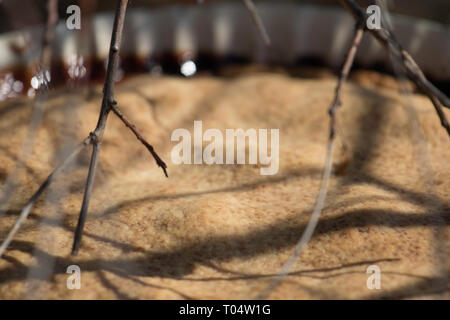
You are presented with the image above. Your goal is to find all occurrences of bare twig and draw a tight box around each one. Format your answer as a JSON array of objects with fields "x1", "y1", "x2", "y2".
[
  {"x1": 429, "y1": 96, "x2": 450, "y2": 136},
  {"x1": 0, "y1": 1, "x2": 60, "y2": 259},
  {"x1": 110, "y1": 102, "x2": 168, "y2": 177},
  {"x1": 258, "y1": 25, "x2": 364, "y2": 299},
  {"x1": 339, "y1": 0, "x2": 450, "y2": 118},
  {"x1": 257, "y1": 140, "x2": 335, "y2": 299},
  {"x1": 399, "y1": 51, "x2": 450, "y2": 136},
  {"x1": 259, "y1": 0, "x2": 449, "y2": 298},
  {"x1": 340, "y1": 1, "x2": 450, "y2": 137},
  {"x1": 0, "y1": 137, "x2": 91, "y2": 259},
  {"x1": 243, "y1": 0, "x2": 271, "y2": 46},
  {"x1": 376, "y1": 0, "x2": 449, "y2": 287},
  {"x1": 71, "y1": 0, "x2": 167, "y2": 255},
  {"x1": 329, "y1": 27, "x2": 365, "y2": 139},
  {"x1": 71, "y1": 0, "x2": 129, "y2": 255},
  {"x1": 0, "y1": 0, "x2": 59, "y2": 222},
  {"x1": 0, "y1": 0, "x2": 167, "y2": 258}
]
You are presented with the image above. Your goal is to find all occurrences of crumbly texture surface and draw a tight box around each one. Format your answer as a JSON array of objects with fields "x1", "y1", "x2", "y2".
[{"x1": 0, "y1": 72, "x2": 449, "y2": 299}]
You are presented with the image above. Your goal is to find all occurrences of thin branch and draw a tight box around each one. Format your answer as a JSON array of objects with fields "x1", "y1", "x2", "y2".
[
  {"x1": 71, "y1": 0, "x2": 130, "y2": 256},
  {"x1": 71, "y1": 0, "x2": 167, "y2": 255},
  {"x1": 110, "y1": 102, "x2": 168, "y2": 177},
  {"x1": 257, "y1": 140, "x2": 335, "y2": 299},
  {"x1": 0, "y1": 0, "x2": 59, "y2": 225},
  {"x1": 399, "y1": 51, "x2": 450, "y2": 136},
  {"x1": 0, "y1": 0, "x2": 167, "y2": 258},
  {"x1": 429, "y1": 96, "x2": 450, "y2": 136},
  {"x1": 0, "y1": 137, "x2": 91, "y2": 259},
  {"x1": 329, "y1": 27, "x2": 365, "y2": 139},
  {"x1": 377, "y1": 0, "x2": 449, "y2": 287},
  {"x1": 243, "y1": 0, "x2": 271, "y2": 46},
  {"x1": 71, "y1": 0, "x2": 165, "y2": 255},
  {"x1": 257, "y1": 25, "x2": 365, "y2": 299},
  {"x1": 380, "y1": 8, "x2": 450, "y2": 137},
  {"x1": 339, "y1": 0, "x2": 450, "y2": 113},
  {"x1": 258, "y1": 0, "x2": 449, "y2": 297},
  {"x1": 258, "y1": 1, "x2": 449, "y2": 298}
]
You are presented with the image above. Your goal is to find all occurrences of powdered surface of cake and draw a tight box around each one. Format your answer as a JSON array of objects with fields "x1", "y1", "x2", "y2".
[{"x1": 0, "y1": 72, "x2": 449, "y2": 299}]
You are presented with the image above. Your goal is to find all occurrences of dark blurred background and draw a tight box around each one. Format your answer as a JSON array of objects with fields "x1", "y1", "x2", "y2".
[{"x1": 0, "y1": 0, "x2": 449, "y2": 33}]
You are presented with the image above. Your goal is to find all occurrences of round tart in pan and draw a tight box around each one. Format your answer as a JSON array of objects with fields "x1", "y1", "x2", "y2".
[{"x1": 0, "y1": 0, "x2": 448, "y2": 299}]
